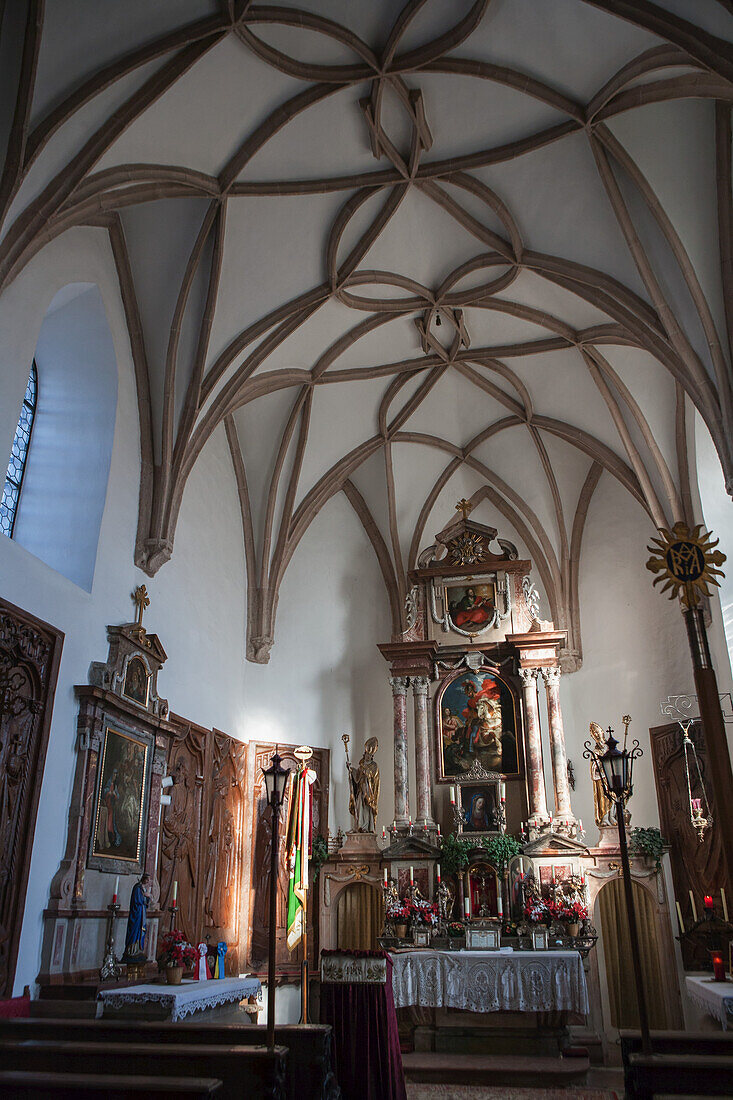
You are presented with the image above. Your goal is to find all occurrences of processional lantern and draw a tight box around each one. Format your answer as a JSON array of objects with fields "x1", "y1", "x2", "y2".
[
  {"x1": 588, "y1": 716, "x2": 640, "y2": 803},
  {"x1": 263, "y1": 751, "x2": 289, "y2": 809}
]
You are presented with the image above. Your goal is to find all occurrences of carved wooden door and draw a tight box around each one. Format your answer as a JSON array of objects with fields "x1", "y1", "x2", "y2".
[
  {"x1": 650, "y1": 719, "x2": 726, "y2": 968},
  {"x1": 0, "y1": 598, "x2": 62, "y2": 997},
  {"x1": 158, "y1": 717, "x2": 209, "y2": 946},
  {"x1": 243, "y1": 743, "x2": 329, "y2": 980}
]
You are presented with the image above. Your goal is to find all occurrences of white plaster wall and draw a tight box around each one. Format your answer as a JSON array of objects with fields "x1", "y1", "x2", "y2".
[{"x1": 0, "y1": 227, "x2": 248, "y2": 994}]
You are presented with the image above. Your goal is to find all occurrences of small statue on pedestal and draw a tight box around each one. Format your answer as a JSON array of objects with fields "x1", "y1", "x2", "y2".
[
  {"x1": 122, "y1": 873, "x2": 151, "y2": 966},
  {"x1": 343, "y1": 735, "x2": 380, "y2": 833}
]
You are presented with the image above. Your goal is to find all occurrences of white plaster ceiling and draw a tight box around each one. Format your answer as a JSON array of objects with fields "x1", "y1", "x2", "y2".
[{"x1": 1, "y1": 0, "x2": 732, "y2": 667}]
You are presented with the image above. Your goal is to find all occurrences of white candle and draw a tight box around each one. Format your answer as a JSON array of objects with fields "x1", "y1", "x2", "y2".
[
  {"x1": 409, "y1": 865, "x2": 414, "y2": 884},
  {"x1": 578, "y1": 819, "x2": 583, "y2": 832},
  {"x1": 436, "y1": 864, "x2": 441, "y2": 883},
  {"x1": 689, "y1": 889, "x2": 697, "y2": 923},
  {"x1": 450, "y1": 786, "x2": 456, "y2": 804},
  {"x1": 500, "y1": 781, "x2": 506, "y2": 802},
  {"x1": 437, "y1": 824, "x2": 441, "y2": 837},
  {"x1": 382, "y1": 826, "x2": 386, "y2": 840},
  {"x1": 464, "y1": 896, "x2": 470, "y2": 917},
  {"x1": 113, "y1": 875, "x2": 120, "y2": 902},
  {"x1": 722, "y1": 888, "x2": 729, "y2": 923},
  {"x1": 519, "y1": 858, "x2": 524, "y2": 874},
  {"x1": 675, "y1": 900, "x2": 685, "y2": 934},
  {"x1": 384, "y1": 867, "x2": 388, "y2": 884},
  {"x1": 172, "y1": 880, "x2": 178, "y2": 904},
  {"x1": 551, "y1": 864, "x2": 556, "y2": 882},
  {"x1": 497, "y1": 894, "x2": 503, "y2": 916}
]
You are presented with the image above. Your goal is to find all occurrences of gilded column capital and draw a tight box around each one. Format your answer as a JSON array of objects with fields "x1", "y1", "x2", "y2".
[
  {"x1": 541, "y1": 666, "x2": 561, "y2": 687},
  {"x1": 389, "y1": 676, "x2": 409, "y2": 695},
  {"x1": 518, "y1": 666, "x2": 539, "y2": 687},
  {"x1": 411, "y1": 675, "x2": 430, "y2": 695}
]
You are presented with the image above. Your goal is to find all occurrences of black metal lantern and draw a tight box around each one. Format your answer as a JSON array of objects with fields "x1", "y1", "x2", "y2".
[
  {"x1": 586, "y1": 726, "x2": 640, "y2": 803},
  {"x1": 263, "y1": 751, "x2": 289, "y2": 809}
]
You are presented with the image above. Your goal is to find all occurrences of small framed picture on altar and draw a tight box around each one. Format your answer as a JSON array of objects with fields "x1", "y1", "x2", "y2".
[
  {"x1": 531, "y1": 928, "x2": 549, "y2": 950},
  {"x1": 466, "y1": 927, "x2": 499, "y2": 950},
  {"x1": 412, "y1": 928, "x2": 431, "y2": 948}
]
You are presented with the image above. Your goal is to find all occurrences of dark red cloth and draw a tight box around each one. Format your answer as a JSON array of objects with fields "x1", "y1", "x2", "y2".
[
  {"x1": 320, "y1": 949, "x2": 406, "y2": 1100},
  {"x1": 0, "y1": 996, "x2": 30, "y2": 1018}
]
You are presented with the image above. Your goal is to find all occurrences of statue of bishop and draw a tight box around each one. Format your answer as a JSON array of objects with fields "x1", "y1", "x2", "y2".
[{"x1": 347, "y1": 736, "x2": 380, "y2": 833}]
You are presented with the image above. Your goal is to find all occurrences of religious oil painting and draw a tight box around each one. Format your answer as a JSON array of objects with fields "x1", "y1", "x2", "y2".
[
  {"x1": 443, "y1": 578, "x2": 496, "y2": 634},
  {"x1": 89, "y1": 725, "x2": 152, "y2": 873},
  {"x1": 437, "y1": 668, "x2": 519, "y2": 779},
  {"x1": 122, "y1": 655, "x2": 149, "y2": 707},
  {"x1": 458, "y1": 783, "x2": 500, "y2": 835}
]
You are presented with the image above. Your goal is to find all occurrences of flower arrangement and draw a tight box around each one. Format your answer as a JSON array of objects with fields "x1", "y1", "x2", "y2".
[
  {"x1": 447, "y1": 921, "x2": 465, "y2": 938},
  {"x1": 554, "y1": 900, "x2": 588, "y2": 923},
  {"x1": 502, "y1": 919, "x2": 519, "y2": 936},
  {"x1": 409, "y1": 899, "x2": 439, "y2": 927},
  {"x1": 386, "y1": 899, "x2": 411, "y2": 921},
  {"x1": 522, "y1": 898, "x2": 588, "y2": 925},
  {"x1": 157, "y1": 930, "x2": 198, "y2": 971}
]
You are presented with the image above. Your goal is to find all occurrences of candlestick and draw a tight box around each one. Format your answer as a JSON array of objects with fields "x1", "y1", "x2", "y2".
[
  {"x1": 384, "y1": 867, "x2": 388, "y2": 884},
  {"x1": 437, "y1": 824, "x2": 441, "y2": 837},
  {"x1": 423, "y1": 822, "x2": 428, "y2": 833},
  {"x1": 500, "y1": 781, "x2": 506, "y2": 803},
  {"x1": 704, "y1": 894, "x2": 714, "y2": 912},
  {"x1": 464, "y1": 896, "x2": 470, "y2": 917},
  {"x1": 675, "y1": 901, "x2": 685, "y2": 934},
  {"x1": 519, "y1": 858, "x2": 524, "y2": 874},
  {"x1": 172, "y1": 880, "x2": 178, "y2": 908},
  {"x1": 689, "y1": 889, "x2": 697, "y2": 923},
  {"x1": 382, "y1": 826, "x2": 386, "y2": 840},
  {"x1": 551, "y1": 864, "x2": 556, "y2": 882},
  {"x1": 722, "y1": 888, "x2": 729, "y2": 923},
  {"x1": 497, "y1": 894, "x2": 503, "y2": 916},
  {"x1": 712, "y1": 952, "x2": 726, "y2": 981}
]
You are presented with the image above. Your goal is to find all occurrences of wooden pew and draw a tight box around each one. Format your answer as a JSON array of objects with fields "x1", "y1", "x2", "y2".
[
  {"x1": 0, "y1": 1019, "x2": 340, "y2": 1100},
  {"x1": 0, "y1": 1038, "x2": 287, "y2": 1100},
  {"x1": 620, "y1": 1030, "x2": 733, "y2": 1099},
  {"x1": 0, "y1": 1070, "x2": 222, "y2": 1098}
]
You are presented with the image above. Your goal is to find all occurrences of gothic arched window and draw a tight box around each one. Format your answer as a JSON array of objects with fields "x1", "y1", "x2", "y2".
[{"x1": 1, "y1": 361, "x2": 38, "y2": 538}]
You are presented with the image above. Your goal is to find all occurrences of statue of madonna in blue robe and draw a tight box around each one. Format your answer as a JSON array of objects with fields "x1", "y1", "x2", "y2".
[{"x1": 123, "y1": 873, "x2": 150, "y2": 961}]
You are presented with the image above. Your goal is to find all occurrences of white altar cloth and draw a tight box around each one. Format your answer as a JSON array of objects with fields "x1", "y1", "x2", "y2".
[
  {"x1": 685, "y1": 974, "x2": 733, "y2": 1029},
  {"x1": 98, "y1": 976, "x2": 261, "y2": 1021},
  {"x1": 390, "y1": 949, "x2": 589, "y2": 1015}
]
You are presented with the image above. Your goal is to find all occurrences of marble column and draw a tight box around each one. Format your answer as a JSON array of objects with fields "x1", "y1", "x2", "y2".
[
  {"x1": 390, "y1": 676, "x2": 410, "y2": 824},
  {"x1": 541, "y1": 666, "x2": 574, "y2": 822},
  {"x1": 518, "y1": 667, "x2": 549, "y2": 825},
  {"x1": 412, "y1": 676, "x2": 434, "y2": 826}
]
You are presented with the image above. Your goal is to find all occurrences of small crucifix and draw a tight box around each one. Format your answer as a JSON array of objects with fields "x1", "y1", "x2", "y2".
[
  {"x1": 132, "y1": 584, "x2": 150, "y2": 630},
  {"x1": 455, "y1": 498, "x2": 473, "y2": 521}
]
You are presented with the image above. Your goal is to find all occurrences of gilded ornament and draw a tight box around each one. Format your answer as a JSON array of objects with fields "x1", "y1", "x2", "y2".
[{"x1": 646, "y1": 523, "x2": 726, "y2": 610}]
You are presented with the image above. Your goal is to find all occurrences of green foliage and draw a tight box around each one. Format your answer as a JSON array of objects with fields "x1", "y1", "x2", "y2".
[
  {"x1": 311, "y1": 833, "x2": 329, "y2": 879},
  {"x1": 481, "y1": 833, "x2": 522, "y2": 870},
  {"x1": 440, "y1": 833, "x2": 473, "y2": 874},
  {"x1": 630, "y1": 826, "x2": 665, "y2": 871}
]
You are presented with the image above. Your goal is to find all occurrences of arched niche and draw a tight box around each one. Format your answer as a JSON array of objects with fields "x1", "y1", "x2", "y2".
[
  {"x1": 11, "y1": 283, "x2": 117, "y2": 591},
  {"x1": 595, "y1": 877, "x2": 672, "y2": 1031},
  {"x1": 336, "y1": 882, "x2": 384, "y2": 951}
]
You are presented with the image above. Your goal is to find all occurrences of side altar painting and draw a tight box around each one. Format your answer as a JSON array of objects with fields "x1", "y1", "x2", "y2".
[
  {"x1": 437, "y1": 668, "x2": 519, "y2": 778},
  {"x1": 89, "y1": 725, "x2": 152, "y2": 873}
]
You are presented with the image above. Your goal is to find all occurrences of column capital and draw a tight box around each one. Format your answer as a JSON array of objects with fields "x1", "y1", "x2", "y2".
[
  {"x1": 411, "y1": 675, "x2": 430, "y2": 695},
  {"x1": 540, "y1": 666, "x2": 561, "y2": 686},
  {"x1": 518, "y1": 666, "x2": 539, "y2": 687},
  {"x1": 389, "y1": 676, "x2": 409, "y2": 695}
]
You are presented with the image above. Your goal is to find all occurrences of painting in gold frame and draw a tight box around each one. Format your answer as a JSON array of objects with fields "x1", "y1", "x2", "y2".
[
  {"x1": 88, "y1": 724, "x2": 152, "y2": 875},
  {"x1": 443, "y1": 577, "x2": 497, "y2": 635},
  {"x1": 436, "y1": 667, "x2": 520, "y2": 779},
  {"x1": 122, "y1": 655, "x2": 150, "y2": 707}
]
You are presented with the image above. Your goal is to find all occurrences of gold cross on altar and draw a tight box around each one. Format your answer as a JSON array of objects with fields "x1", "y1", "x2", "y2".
[
  {"x1": 455, "y1": 498, "x2": 473, "y2": 521},
  {"x1": 132, "y1": 584, "x2": 150, "y2": 629}
]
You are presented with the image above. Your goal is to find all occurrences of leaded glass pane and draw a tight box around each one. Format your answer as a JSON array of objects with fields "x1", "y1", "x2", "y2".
[{"x1": 1, "y1": 361, "x2": 38, "y2": 537}]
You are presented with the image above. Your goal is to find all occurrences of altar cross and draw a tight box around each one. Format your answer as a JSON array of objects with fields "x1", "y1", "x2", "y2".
[
  {"x1": 132, "y1": 584, "x2": 150, "y2": 629},
  {"x1": 455, "y1": 498, "x2": 473, "y2": 521}
]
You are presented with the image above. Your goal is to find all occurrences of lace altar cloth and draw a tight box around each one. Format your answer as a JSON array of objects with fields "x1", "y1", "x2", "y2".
[
  {"x1": 391, "y1": 949, "x2": 589, "y2": 1015},
  {"x1": 685, "y1": 974, "x2": 733, "y2": 1029},
  {"x1": 98, "y1": 977, "x2": 261, "y2": 1022}
]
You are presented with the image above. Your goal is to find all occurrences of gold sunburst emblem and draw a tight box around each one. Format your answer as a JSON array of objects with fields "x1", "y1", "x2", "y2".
[
  {"x1": 450, "y1": 532, "x2": 484, "y2": 565},
  {"x1": 646, "y1": 522, "x2": 726, "y2": 609}
]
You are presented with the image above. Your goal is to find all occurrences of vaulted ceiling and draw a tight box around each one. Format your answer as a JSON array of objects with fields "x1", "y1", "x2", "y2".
[{"x1": 1, "y1": 0, "x2": 732, "y2": 665}]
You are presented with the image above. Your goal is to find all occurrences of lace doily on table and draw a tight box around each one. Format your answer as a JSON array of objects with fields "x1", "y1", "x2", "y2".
[
  {"x1": 98, "y1": 977, "x2": 261, "y2": 1022},
  {"x1": 391, "y1": 950, "x2": 588, "y2": 1015},
  {"x1": 685, "y1": 975, "x2": 733, "y2": 1030}
]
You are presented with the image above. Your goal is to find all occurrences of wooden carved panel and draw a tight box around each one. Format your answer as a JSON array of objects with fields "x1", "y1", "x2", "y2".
[
  {"x1": 650, "y1": 720, "x2": 726, "y2": 969},
  {"x1": 0, "y1": 598, "x2": 62, "y2": 997},
  {"x1": 243, "y1": 743, "x2": 329, "y2": 981}
]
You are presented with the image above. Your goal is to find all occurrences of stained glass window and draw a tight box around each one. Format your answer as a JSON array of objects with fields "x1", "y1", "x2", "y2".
[{"x1": 1, "y1": 361, "x2": 38, "y2": 538}]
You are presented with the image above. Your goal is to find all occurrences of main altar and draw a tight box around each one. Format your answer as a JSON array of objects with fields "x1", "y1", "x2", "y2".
[{"x1": 317, "y1": 503, "x2": 679, "y2": 1054}]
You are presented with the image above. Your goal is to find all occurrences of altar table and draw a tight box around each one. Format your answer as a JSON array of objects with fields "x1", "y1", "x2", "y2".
[
  {"x1": 390, "y1": 949, "x2": 589, "y2": 1016},
  {"x1": 98, "y1": 976, "x2": 261, "y2": 1022},
  {"x1": 685, "y1": 974, "x2": 733, "y2": 1030}
]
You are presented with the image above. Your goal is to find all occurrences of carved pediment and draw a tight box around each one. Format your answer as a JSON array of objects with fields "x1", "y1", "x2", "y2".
[
  {"x1": 522, "y1": 833, "x2": 590, "y2": 857},
  {"x1": 381, "y1": 835, "x2": 437, "y2": 859}
]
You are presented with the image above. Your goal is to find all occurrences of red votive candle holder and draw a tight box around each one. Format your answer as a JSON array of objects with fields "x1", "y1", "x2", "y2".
[
  {"x1": 711, "y1": 953, "x2": 726, "y2": 981},
  {"x1": 704, "y1": 894, "x2": 714, "y2": 911}
]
